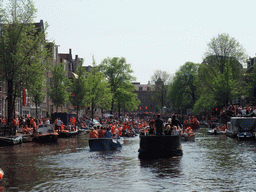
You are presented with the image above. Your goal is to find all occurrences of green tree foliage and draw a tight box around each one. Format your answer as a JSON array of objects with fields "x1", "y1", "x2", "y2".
[
  {"x1": 48, "y1": 63, "x2": 70, "y2": 112},
  {"x1": 192, "y1": 33, "x2": 246, "y2": 114},
  {"x1": 168, "y1": 62, "x2": 199, "y2": 113},
  {"x1": 28, "y1": 74, "x2": 45, "y2": 117},
  {"x1": 99, "y1": 57, "x2": 135, "y2": 113},
  {"x1": 245, "y1": 68, "x2": 256, "y2": 105},
  {"x1": 69, "y1": 64, "x2": 87, "y2": 118},
  {"x1": 194, "y1": 61, "x2": 243, "y2": 114},
  {"x1": 86, "y1": 60, "x2": 112, "y2": 120},
  {"x1": 0, "y1": 0, "x2": 49, "y2": 123},
  {"x1": 115, "y1": 83, "x2": 140, "y2": 117},
  {"x1": 150, "y1": 70, "x2": 171, "y2": 111}
]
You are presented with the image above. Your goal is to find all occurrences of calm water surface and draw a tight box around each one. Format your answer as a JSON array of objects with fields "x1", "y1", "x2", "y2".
[{"x1": 0, "y1": 128, "x2": 256, "y2": 192}]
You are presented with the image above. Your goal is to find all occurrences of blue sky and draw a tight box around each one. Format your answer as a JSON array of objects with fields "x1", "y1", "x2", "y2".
[{"x1": 33, "y1": 0, "x2": 256, "y2": 84}]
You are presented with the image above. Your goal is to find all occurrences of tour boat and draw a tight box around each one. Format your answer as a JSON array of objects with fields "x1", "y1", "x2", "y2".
[
  {"x1": 138, "y1": 135, "x2": 183, "y2": 159},
  {"x1": 89, "y1": 137, "x2": 123, "y2": 151},
  {"x1": 33, "y1": 124, "x2": 58, "y2": 143},
  {"x1": 226, "y1": 117, "x2": 256, "y2": 139}
]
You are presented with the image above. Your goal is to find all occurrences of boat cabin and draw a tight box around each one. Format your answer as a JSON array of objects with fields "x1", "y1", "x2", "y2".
[{"x1": 226, "y1": 117, "x2": 256, "y2": 139}]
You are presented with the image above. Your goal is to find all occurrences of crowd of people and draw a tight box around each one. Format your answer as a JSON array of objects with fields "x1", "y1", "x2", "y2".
[
  {"x1": 0, "y1": 116, "x2": 51, "y2": 135},
  {"x1": 1, "y1": 104, "x2": 253, "y2": 137}
]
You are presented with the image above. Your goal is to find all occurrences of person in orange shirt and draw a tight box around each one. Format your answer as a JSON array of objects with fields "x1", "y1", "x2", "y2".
[
  {"x1": 30, "y1": 117, "x2": 34, "y2": 128},
  {"x1": 70, "y1": 116, "x2": 76, "y2": 126},
  {"x1": 222, "y1": 124, "x2": 226, "y2": 132},
  {"x1": 89, "y1": 127, "x2": 98, "y2": 138},
  {"x1": 11, "y1": 118, "x2": 17, "y2": 127},
  {"x1": 111, "y1": 124, "x2": 116, "y2": 134},
  {"x1": 1, "y1": 117, "x2": 6, "y2": 125},
  {"x1": 98, "y1": 127, "x2": 105, "y2": 138}
]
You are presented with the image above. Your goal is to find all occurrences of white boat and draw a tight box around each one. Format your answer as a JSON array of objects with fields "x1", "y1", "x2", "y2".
[
  {"x1": 33, "y1": 124, "x2": 58, "y2": 143},
  {"x1": 207, "y1": 129, "x2": 226, "y2": 135},
  {"x1": 0, "y1": 135, "x2": 23, "y2": 146}
]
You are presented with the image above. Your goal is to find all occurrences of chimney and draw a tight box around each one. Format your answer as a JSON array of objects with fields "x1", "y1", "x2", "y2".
[{"x1": 69, "y1": 49, "x2": 72, "y2": 61}]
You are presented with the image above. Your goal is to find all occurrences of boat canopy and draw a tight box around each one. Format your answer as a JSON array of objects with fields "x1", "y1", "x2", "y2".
[{"x1": 230, "y1": 117, "x2": 256, "y2": 132}]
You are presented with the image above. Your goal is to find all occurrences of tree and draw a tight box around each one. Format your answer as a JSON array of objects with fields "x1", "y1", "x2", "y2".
[
  {"x1": 193, "y1": 33, "x2": 246, "y2": 114},
  {"x1": 0, "y1": 0, "x2": 49, "y2": 123},
  {"x1": 28, "y1": 74, "x2": 45, "y2": 118},
  {"x1": 204, "y1": 33, "x2": 246, "y2": 77},
  {"x1": 48, "y1": 63, "x2": 70, "y2": 112},
  {"x1": 69, "y1": 64, "x2": 88, "y2": 118},
  {"x1": 115, "y1": 83, "x2": 140, "y2": 117},
  {"x1": 150, "y1": 70, "x2": 172, "y2": 111},
  {"x1": 168, "y1": 62, "x2": 199, "y2": 113},
  {"x1": 99, "y1": 57, "x2": 135, "y2": 114},
  {"x1": 194, "y1": 61, "x2": 243, "y2": 114},
  {"x1": 86, "y1": 59, "x2": 112, "y2": 120}
]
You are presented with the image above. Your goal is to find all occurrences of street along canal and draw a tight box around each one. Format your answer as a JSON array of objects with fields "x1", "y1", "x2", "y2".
[{"x1": 0, "y1": 128, "x2": 256, "y2": 191}]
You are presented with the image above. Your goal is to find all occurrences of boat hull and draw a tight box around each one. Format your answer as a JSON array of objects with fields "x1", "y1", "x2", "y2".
[
  {"x1": 138, "y1": 135, "x2": 182, "y2": 159},
  {"x1": 58, "y1": 130, "x2": 79, "y2": 138},
  {"x1": 33, "y1": 134, "x2": 58, "y2": 143},
  {"x1": 0, "y1": 135, "x2": 23, "y2": 146},
  {"x1": 180, "y1": 134, "x2": 195, "y2": 142},
  {"x1": 89, "y1": 138, "x2": 122, "y2": 151}
]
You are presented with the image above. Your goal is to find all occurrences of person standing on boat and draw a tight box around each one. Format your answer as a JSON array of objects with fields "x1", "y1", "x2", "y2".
[
  {"x1": 105, "y1": 127, "x2": 113, "y2": 138},
  {"x1": 171, "y1": 115, "x2": 181, "y2": 128},
  {"x1": 57, "y1": 118, "x2": 62, "y2": 133},
  {"x1": 155, "y1": 114, "x2": 164, "y2": 135},
  {"x1": 98, "y1": 126, "x2": 105, "y2": 138},
  {"x1": 149, "y1": 119, "x2": 155, "y2": 135}
]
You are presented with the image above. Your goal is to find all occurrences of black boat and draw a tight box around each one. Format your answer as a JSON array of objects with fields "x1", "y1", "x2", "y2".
[
  {"x1": 89, "y1": 137, "x2": 123, "y2": 151},
  {"x1": 138, "y1": 135, "x2": 183, "y2": 159}
]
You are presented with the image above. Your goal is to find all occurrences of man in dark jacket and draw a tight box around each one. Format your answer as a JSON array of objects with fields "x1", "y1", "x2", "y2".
[
  {"x1": 171, "y1": 114, "x2": 181, "y2": 128},
  {"x1": 155, "y1": 114, "x2": 164, "y2": 135}
]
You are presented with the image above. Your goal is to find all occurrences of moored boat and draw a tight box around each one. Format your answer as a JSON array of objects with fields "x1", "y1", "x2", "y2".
[
  {"x1": 138, "y1": 135, "x2": 182, "y2": 159},
  {"x1": 33, "y1": 124, "x2": 58, "y2": 143},
  {"x1": 0, "y1": 135, "x2": 23, "y2": 146},
  {"x1": 89, "y1": 137, "x2": 123, "y2": 151},
  {"x1": 226, "y1": 117, "x2": 256, "y2": 139}
]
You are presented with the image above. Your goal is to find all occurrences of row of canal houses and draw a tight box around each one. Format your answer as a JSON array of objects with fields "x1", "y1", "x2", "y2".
[{"x1": 0, "y1": 20, "x2": 93, "y2": 119}]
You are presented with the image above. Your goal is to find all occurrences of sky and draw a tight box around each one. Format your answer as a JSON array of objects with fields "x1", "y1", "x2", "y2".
[{"x1": 30, "y1": 0, "x2": 256, "y2": 84}]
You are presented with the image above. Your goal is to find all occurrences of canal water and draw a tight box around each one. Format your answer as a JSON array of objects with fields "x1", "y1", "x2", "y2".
[{"x1": 0, "y1": 128, "x2": 256, "y2": 192}]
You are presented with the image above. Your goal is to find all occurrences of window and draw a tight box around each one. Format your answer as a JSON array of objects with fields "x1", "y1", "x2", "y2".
[
  {"x1": 139, "y1": 87, "x2": 143, "y2": 91},
  {"x1": 147, "y1": 87, "x2": 150, "y2": 91}
]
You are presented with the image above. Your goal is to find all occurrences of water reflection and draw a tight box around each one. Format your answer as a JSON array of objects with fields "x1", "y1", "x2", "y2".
[{"x1": 140, "y1": 157, "x2": 182, "y2": 178}]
